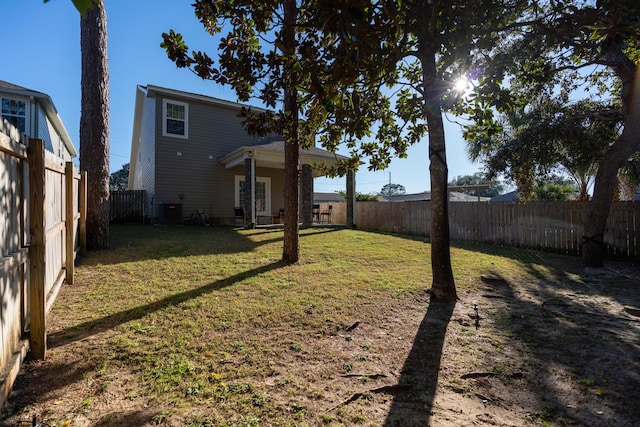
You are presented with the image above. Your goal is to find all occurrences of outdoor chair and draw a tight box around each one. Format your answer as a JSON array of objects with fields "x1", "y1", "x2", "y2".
[
  {"x1": 234, "y1": 207, "x2": 245, "y2": 226},
  {"x1": 278, "y1": 208, "x2": 285, "y2": 224},
  {"x1": 196, "y1": 209, "x2": 209, "y2": 226},
  {"x1": 320, "y1": 205, "x2": 332, "y2": 224},
  {"x1": 312, "y1": 204, "x2": 320, "y2": 223}
]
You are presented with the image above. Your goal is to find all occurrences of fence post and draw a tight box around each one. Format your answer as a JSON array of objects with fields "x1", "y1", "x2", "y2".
[
  {"x1": 28, "y1": 139, "x2": 46, "y2": 360},
  {"x1": 347, "y1": 171, "x2": 356, "y2": 228},
  {"x1": 79, "y1": 171, "x2": 87, "y2": 257},
  {"x1": 65, "y1": 162, "x2": 75, "y2": 285}
]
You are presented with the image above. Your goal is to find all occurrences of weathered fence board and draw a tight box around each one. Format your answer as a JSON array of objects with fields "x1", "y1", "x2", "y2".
[
  {"x1": 28, "y1": 139, "x2": 47, "y2": 359},
  {"x1": 1, "y1": 136, "x2": 85, "y2": 407},
  {"x1": 324, "y1": 200, "x2": 639, "y2": 258}
]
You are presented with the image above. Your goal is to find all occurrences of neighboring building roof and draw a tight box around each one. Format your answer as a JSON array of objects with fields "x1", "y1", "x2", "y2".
[
  {"x1": 379, "y1": 192, "x2": 430, "y2": 202},
  {"x1": 0, "y1": 80, "x2": 30, "y2": 91},
  {"x1": 0, "y1": 80, "x2": 77, "y2": 157},
  {"x1": 314, "y1": 192, "x2": 344, "y2": 203},
  {"x1": 490, "y1": 191, "x2": 518, "y2": 202},
  {"x1": 379, "y1": 191, "x2": 490, "y2": 202}
]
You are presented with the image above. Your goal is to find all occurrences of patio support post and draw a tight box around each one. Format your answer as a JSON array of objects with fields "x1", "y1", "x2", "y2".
[
  {"x1": 301, "y1": 164, "x2": 313, "y2": 226},
  {"x1": 244, "y1": 157, "x2": 254, "y2": 228},
  {"x1": 347, "y1": 170, "x2": 356, "y2": 228}
]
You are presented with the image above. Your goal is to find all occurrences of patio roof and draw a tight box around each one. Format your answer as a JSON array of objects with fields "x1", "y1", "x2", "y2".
[{"x1": 219, "y1": 140, "x2": 349, "y2": 174}]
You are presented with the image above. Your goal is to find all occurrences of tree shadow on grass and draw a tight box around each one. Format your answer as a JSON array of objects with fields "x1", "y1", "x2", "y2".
[
  {"x1": 78, "y1": 224, "x2": 273, "y2": 266},
  {"x1": 80, "y1": 224, "x2": 346, "y2": 266},
  {"x1": 2, "y1": 260, "x2": 285, "y2": 423},
  {"x1": 92, "y1": 409, "x2": 168, "y2": 426},
  {"x1": 47, "y1": 261, "x2": 285, "y2": 349},
  {"x1": 2, "y1": 356, "x2": 95, "y2": 421},
  {"x1": 478, "y1": 269, "x2": 640, "y2": 426},
  {"x1": 383, "y1": 298, "x2": 456, "y2": 427}
]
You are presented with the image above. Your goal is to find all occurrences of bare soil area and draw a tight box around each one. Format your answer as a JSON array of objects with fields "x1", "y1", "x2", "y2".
[{"x1": 2, "y1": 261, "x2": 640, "y2": 426}]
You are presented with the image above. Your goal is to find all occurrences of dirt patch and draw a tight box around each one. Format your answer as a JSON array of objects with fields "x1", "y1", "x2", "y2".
[{"x1": 2, "y1": 262, "x2": 640, "y2": 426}]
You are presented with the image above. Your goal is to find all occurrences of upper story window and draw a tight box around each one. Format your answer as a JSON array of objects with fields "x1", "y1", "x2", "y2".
[
  {"x1": 162, "y1": 99, "x2": 188, "y2": 139},
  {"x1": 1, "y1": 98, "x2": 27, "y2": 133}
]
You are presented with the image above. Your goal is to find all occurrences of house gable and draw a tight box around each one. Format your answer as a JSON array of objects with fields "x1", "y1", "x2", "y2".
[{"x1": 0, "y1": 80, "x2": 77, "y2": 159}]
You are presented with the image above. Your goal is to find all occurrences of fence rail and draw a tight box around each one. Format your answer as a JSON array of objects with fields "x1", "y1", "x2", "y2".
[
  {"x1": 1, "y1": 136, "x2": 85, "y2": 408},
  {"x1": 324, "y1": 200, "x2": 639, "y2": 258}
]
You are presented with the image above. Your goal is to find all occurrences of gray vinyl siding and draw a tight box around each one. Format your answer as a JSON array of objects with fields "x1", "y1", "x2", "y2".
[
  {"x1": 38, "y1": 107, "x2": 72, "y2": 160},
  {"x1": 36, "y1": 106, "x2": 54, "y2": 153},
  {"x1": 267, "y1": 168, "x2": 285, "y2": 213},
  {"x1": 153, "y1": 94, "x2": 278, "y2": 221},
  {"x1": 137, "y1": 96, "x2": 156, "y2": 217}
]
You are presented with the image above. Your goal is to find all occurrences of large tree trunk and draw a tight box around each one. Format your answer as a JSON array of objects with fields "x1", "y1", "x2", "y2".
[
  {"x1": 281, "y1": 0, "x2": 300, "y2": 263},
  {"x1": 583, "y1": 132, "x2": 640, "y2": 265},
  {"x1": 422, "y1": 50, "x2": 456, "y2": 301},
  {"x1": 583, "y1": 59, "x2": 640, "y2": 267},
  {"x1": 80, "y1": 1, "x2": 110, "y2": 250}
]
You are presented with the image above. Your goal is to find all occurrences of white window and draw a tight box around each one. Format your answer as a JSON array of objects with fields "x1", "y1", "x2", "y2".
[
  {"x1": 162, "y1": 99, "x2": 188, "y2": 139},
  {"x1": 235, "y1": 175, "x2": 271, "y2": 215},
  {"x1": 1, "y1": 97, "x2": 27, "y2": 132}
]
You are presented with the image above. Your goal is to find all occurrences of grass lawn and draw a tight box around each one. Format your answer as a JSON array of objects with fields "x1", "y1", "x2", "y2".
[{"x1": 2, "y1": 224, "x2": 639, "y2": 426}]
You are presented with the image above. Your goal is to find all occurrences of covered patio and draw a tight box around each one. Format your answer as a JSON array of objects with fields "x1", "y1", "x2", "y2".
[{"x1": 219, "y1": 141, "x2": 357, "y2": 228}]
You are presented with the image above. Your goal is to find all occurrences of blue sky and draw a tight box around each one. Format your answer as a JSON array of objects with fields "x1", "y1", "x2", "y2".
[{"x1": 2, "y1": 0, "x2": 483, "y2": 195}]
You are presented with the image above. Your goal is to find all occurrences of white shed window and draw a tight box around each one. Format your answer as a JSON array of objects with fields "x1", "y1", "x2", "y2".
[
  {"x1": 162, "y1": 99, "x2": 188, "y2": 139},
  {"x1": 235, "y1": 176, "x2": 271, "y2": 215},
  {"x1": 1, "y1": 98, "x2": 26, "y2": 132}
]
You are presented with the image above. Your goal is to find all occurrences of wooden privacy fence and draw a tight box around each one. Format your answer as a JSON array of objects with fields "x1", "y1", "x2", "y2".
[
  {"x1": 0, "y1": 136, "x2": 86, "y2": 407},
  {"x1": 325, "y1": 200, "x2": 639, "y2": 258},
  {"x1": 110, "y1": 190, "x2": 146, "y2": 223}
]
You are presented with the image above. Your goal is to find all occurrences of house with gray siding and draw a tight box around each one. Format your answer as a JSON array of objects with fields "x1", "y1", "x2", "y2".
[
  {"x1": 0, "y1": 80, "x2": 77, "y2": 159},
  {"x1": 129, "y1": 84, "x2": 354, "y2": 225}
]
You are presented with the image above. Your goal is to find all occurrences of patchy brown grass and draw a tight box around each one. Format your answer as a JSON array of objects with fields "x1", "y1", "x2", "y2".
[{"x1": 2, "y1": 224, "x2": 639, "y2": 426}]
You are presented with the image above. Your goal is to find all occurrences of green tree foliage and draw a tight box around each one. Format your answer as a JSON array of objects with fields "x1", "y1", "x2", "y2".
[
  {"x1": 467, "y1": 0, "x2": 640, "y2": 266},
  {"x1": 311, "y1": 0, "x2": 532, "y2": 301},
  {"x1": 164, "y1": 0, "x2": 530, "y2": 300},
  {"x1": 380, "y1": 183, "x2": 406, "y2": 197},
  {"x1": 110, "y1": 163, "x2": 129, "y2": 192},
  {"x1": 162, "y1": 0, "x2": 320, "y2": 263},
  {"x1": 467, "y1": 97, "x2": 620, "y2": 201},
  {"x1": 533, "y1": 175, "x2": 577, "y2": 201},
  {"x1": 161, "y1": 1, "x2": 421, "y2": 263},
  {"x1": 44, "y1": 0, "x2": 95, "y2": 16},
  {"x1": 448, "y1": 173, "x2": 504, "y2": 198}
]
